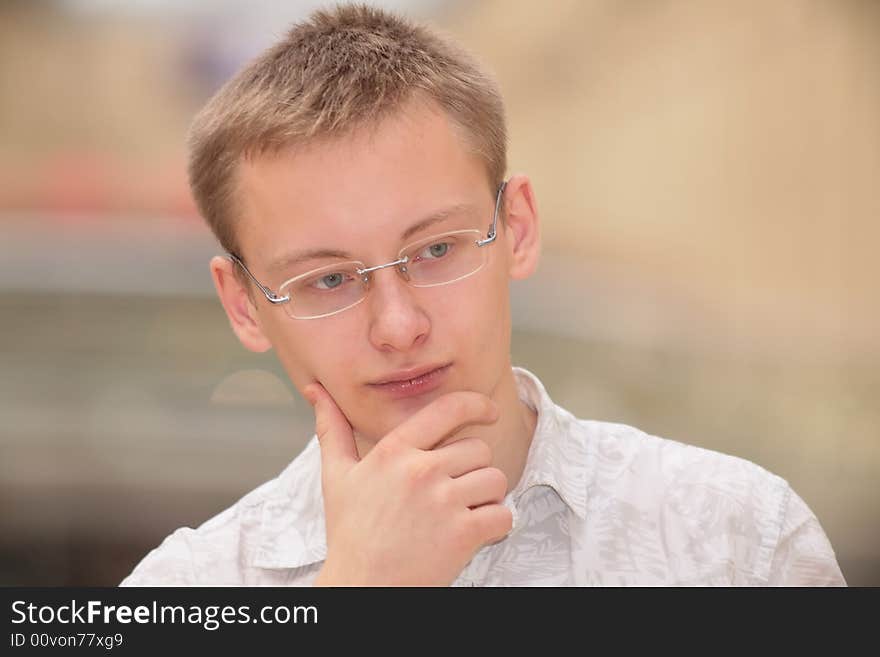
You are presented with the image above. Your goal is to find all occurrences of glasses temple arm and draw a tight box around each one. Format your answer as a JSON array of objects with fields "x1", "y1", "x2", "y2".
[
  {"x1": 476, "y1": 180, "x2": 507, "y2": 248},
  {"x1": 225, "y1": 253, "x2": 290, "y2": 304}
]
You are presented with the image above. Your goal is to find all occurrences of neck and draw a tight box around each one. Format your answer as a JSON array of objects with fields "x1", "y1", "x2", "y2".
[{"x1": 478, "y1": 365, "x2": 538, "y2": 493}]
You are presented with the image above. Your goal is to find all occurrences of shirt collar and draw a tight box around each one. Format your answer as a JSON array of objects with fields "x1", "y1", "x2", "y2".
[
  {"x1": 252, "y1": 438, "x2": 327, "y2": 570},
  {"x1": 252, "y1": 365, "x2": 588, "y2": 570},
  {"x1": 507, "y1": 366, "x2": 588, "y2": 521}
]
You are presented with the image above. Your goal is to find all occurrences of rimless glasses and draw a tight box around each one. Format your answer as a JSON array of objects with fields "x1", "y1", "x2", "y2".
[{"x1": 227, "y1": 181, "x2": 507, "y2": 320}]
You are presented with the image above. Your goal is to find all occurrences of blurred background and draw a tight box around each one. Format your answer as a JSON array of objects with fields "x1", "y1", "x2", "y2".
[{"x1": 1, "y1": 0, "x2": 877, "y2": 586}]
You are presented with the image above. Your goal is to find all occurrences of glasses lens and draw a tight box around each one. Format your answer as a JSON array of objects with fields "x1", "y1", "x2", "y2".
[
  {"x1": 280, "y1": 262, "x2": 366, "y2": 319},
  {"x1": 402, "y1": 230, "x2": 486, "y2": 288}
]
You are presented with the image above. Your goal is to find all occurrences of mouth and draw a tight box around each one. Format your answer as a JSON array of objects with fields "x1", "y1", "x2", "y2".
[{"x1": 367, "y1": 363, "x2": 452, "y2": 400}]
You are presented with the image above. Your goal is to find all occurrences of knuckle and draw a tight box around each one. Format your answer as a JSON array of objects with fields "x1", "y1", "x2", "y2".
[
  {"x1": 405, "y1": 457, "x2": 437, "y2": 486},
  {"x1": 431, "y1": 481, "x2": 455, "y2": 509},
  {"x1": 370, "y1": 438, "x2": 398, "y2": 465}
]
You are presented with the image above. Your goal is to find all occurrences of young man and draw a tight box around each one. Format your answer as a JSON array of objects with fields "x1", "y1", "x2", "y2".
[{"x1": 122, "y1": 4, "x2": 845, "y2": 586}]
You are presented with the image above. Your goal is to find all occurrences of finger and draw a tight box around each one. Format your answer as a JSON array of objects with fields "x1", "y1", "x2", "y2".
[
  {"x1": 430, "y1": 437, "x2": 493, "y2": 478},
  {"x1": 304, "y1": 383, "x2": 359, "y2": 479},
  {"x1": 450, "y1": 467, "x2": 508, "y2": 508},
  {"x1": 388, "y1": 391, "x2": 499, "y2": 451},
  {"x1": 468, "y1": 503, "x2": 513, "y2": 545}
]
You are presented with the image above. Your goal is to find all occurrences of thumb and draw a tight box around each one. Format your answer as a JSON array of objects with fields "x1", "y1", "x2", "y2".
[{"x1": 303, "y1": 383, "x2": 359, "y2": 475}]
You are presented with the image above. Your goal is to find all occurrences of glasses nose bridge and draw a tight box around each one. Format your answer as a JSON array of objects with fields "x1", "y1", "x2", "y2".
[{"x1": 357, "y1": 254, "x2": 411, "y2": 286}]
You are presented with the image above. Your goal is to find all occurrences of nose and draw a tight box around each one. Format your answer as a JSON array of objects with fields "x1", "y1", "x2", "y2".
[{"x1": 366, "y1": 265, "x2": 431, "y2": 352}]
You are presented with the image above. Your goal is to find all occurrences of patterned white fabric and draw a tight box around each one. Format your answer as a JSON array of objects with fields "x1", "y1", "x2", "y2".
[{"x1": 121, "y1": 366, "x2": 845, "y2": 586}]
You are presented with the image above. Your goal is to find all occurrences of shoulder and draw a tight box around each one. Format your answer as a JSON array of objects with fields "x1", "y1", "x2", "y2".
[
  {"x1": 574, "y1": 417, "x2": 805, "y2": 583},
  {"x1": 582, "y1": 418, "x2": 787, "y2": 499},
  {"x1": 520, "y1": 365, "x2": 786, "y2": 509},
  {"x1": 120, "y1": 439, "x2": 321, "y2": 587},
  {"x1": 514, "y1": 367, "x2": 843, "y2": 584}
]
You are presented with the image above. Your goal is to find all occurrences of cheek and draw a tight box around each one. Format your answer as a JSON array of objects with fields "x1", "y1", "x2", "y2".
[
  {"x1": 435, "y1": 270, "x2": 509, "y2": 354},
  {"x1": 262, "y1": 317, "x2": 353, "y2": 392}
]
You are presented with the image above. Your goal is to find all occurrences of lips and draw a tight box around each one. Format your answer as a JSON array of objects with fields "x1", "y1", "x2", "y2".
[
  {"x1": 369, "y1": 363, "x2": 450, "y2": 386},
  {"x1": 369, "y1": 363, "x2": 452, "y2": 401}
]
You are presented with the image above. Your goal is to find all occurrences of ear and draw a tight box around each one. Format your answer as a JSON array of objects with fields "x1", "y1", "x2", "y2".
[
  {"x1": 500, "y1": 174, "x2": 541, "y2": 280},
  {"x1": 209, "y1": 255, "x2": 273, "y2": 353}
]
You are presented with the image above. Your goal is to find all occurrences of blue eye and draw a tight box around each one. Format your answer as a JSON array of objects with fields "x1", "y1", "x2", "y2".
[
  {"x1": 315, "y1": 272, "x2": 347, "y2": 290},
  {"x1": 424, "y1": 242, "x2": 450, "y2": 258}
]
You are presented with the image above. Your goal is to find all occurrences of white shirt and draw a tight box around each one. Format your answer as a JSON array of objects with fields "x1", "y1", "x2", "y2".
[{"x1": 121, "y1": 366, "x2": 845, "y2": 586}]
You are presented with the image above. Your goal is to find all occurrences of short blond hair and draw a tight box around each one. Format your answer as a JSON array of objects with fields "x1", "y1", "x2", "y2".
[{"x1": 188, "y1": 3, "x2": 507, "y2": 257}]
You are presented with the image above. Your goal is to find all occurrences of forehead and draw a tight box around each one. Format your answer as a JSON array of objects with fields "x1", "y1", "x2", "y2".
[{"x1": 234, "y1": 100, "x2": 492, "y2": 270}]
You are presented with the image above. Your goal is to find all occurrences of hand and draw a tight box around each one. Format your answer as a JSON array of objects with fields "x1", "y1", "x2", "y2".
[{"x1": 303, "y1": 383, "x2": 512, "y2": 586}]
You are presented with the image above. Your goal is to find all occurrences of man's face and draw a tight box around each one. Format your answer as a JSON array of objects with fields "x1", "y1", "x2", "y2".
[{"x1": 231, "y1": 100, "x2": 520, "y2": 444}]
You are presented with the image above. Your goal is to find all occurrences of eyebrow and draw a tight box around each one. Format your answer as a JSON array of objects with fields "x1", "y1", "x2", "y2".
[{"x1": 266, "y1": 203, "x2": 475, "y2": 273}]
